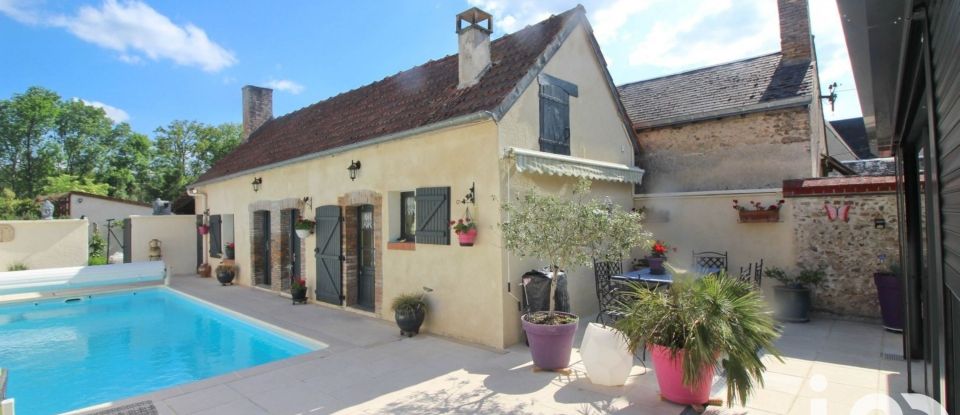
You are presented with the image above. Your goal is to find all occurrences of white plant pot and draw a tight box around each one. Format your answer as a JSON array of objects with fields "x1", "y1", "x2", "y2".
[
  {"x1": 581, "y1": 322, "x2": 633, "y2": 386},
  {"x1": 295, "y1": 229, "x2": 311, "y2": 239}
]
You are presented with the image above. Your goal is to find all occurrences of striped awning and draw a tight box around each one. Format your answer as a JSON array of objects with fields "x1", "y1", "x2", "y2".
[{"x1": 506, "y1": 147, "x2": 644, "y2": 184}]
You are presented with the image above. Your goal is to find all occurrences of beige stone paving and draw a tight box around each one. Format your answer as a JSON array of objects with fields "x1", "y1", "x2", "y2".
[{"x1": 70, "y1": 276, "x2": 910, "y2": 415}]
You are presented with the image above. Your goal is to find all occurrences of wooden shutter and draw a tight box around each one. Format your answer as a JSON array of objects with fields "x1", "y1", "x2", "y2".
[
  {"x1": 415, "y1": 187, "x2": 450, "y2": 245},
  {"x1": 209, "y1": 215, "x2": 222, "y2": 258},
  {"x1": 539, "y1": 83, "x2": 571, "y2": 155}
]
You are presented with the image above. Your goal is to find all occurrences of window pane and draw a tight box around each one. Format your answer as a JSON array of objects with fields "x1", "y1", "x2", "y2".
[{"x1": 401, "y1": 192, "x2": 416, "y2": 240}]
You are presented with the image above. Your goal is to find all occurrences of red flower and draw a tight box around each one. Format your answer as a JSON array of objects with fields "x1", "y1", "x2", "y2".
[
  {"x1": 449, "y1": 220, "x2": 456, "y2": 226},
  {"x1": 458, "y1": 219, "x2": 464, "y2": 224}
]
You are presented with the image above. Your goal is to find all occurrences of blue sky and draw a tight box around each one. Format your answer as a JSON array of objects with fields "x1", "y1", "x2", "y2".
[{"x1": 0, "y1": 0, "x2": 861, "y2": 135}]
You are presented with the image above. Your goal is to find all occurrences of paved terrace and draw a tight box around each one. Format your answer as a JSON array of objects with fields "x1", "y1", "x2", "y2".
[{"x1": 75, "y1": 275, "x2": 909, "y2": 415}]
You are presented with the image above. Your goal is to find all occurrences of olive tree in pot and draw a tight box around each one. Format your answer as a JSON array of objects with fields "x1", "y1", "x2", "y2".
[
  {"x1": 615, "y1": 272, "x2": 781, "y2": 406},
  {"x1": 501, "y1": 179, "x2": 650, "y2": 370},
  {"x1": 767, "y1": 266, "x2": 826, "y2": 322}
]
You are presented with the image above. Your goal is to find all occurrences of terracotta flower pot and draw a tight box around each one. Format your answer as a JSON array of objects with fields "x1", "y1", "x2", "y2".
[
  {"x1": 521, "y1": 312, "x2": 579, "y2": 370},
  {"x1": 650, "y1": 344, "x2": 715, "y2": 405},
  {"x1": 457, "y1": 228, "x2": 478, "y2": 246}
]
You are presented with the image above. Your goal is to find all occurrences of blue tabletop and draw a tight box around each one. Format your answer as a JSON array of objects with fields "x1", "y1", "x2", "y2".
[{"x1": 612, "y1": 268, "x2": 674, "y2": 284}]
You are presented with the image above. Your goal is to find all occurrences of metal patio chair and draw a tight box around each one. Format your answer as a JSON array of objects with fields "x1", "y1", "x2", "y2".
[
  {"x1": 739, "y1": 259, "x2": 764, "y2": 287},
  {"x1": 593, "y1": 258, "x2": 624, "y2": 326},
  {"x1": 692, "y1": 251, "x2": 728, "y2": 275}
]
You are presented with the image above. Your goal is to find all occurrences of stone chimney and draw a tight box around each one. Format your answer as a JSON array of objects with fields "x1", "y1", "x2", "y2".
[
  {"x1": 456, "y1": 7, "x2": 492, "y2": 89},
  {"x1": 778, "y1": 0, "x2": 813, "y2": 62},
  {"x1": 242, "y1": 85, "x2": 273, "y2": 142}
]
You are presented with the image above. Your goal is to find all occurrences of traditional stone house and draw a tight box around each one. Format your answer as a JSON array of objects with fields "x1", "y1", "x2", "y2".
[{"x1": 190, "y1": 7, "x2": 642, "y2": 349}]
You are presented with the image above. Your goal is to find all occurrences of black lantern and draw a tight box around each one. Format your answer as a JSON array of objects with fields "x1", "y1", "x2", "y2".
[
  {"x1": 348, "y1": 160, "x2": 361, "y2": 181},
  {"x1": 251, "y1": 177, "x2": 262, "y2": 192}
]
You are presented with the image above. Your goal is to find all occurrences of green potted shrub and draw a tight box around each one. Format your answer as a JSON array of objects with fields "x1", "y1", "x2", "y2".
[
  {"x1": 501, "y1": 179, "x2": 650, "y2": 370},
  {"x1": 768, "y1": 266, "x2": 826, "y2": 322},
  {"x1": 392, "y1": 292, "x2": 428, "y2": 337},
  {"x1": 615, "y1": 271, "x2": 781, "y2": 406}
]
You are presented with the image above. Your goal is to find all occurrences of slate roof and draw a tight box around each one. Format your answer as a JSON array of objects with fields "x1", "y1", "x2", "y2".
[
  {"x1": 617, "y1": 53, "x2": 815, "y2": 128},
  {"x1": 196, "y1": 7, "x2": 582, "y2": 184},
  {"x1": 830, "y1": 117, "x2": 874, "y2": 159}
]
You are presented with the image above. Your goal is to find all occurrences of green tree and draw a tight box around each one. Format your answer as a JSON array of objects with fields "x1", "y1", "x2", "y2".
[
  {"x1": 42, "y1": 173, "x2": 110, "y2": 195},
  {"x1": 0, "y1": 87, "x2": 61, "y2": 198},
  {"x1": 56, "y1": 99, "x2": 115, "y2": 178},
  {"x1": 152, "y1": 120, "x2": 240, "y2": 201},
  {"x1": 104, "y1": 126, "x2": 152, "y2": 201}
]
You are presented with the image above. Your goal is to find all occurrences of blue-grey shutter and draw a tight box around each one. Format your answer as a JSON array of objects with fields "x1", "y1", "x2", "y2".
[
  {"x1": 209, "y1": 215, "x2": 222, "y2": 258},
  {"x1": 415, "y1": 187, "x2": 450, "y2": 245},
  {"x1": 539, "y1": 83, "x2": 571, "y2": 155}
]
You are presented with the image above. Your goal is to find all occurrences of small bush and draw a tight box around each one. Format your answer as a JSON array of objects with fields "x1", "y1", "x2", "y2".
[
  {"x1": 89, "y1": 232, "x2": 106, "y2": 259},
  {"x1": 7, "y1": 263, "x2": 28, "y2": 271},
  {"x1": 391, "y1": 293, "x2": 427, "y2": 313},
  {"x1": 88, "y1": 256, "x2": 107, "y2": 266}
]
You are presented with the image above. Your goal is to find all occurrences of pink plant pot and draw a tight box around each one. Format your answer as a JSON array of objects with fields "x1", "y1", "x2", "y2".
[
  {"x1": 457, "y1": 228, "x2": 478, "y2": 246},
  {"x1": 650, "y1": 344, "x2": 715, "y2": 405}
]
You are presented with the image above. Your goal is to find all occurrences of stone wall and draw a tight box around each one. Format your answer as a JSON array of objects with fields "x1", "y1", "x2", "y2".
[
  {"x1": 635, "y1": 107, "x2": 814, "y2": 193},
  {"x1": 786, "y1": 176, "x2": 899, "y2": 318}
]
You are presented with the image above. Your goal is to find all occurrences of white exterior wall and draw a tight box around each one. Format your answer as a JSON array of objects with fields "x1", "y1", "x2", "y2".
[
  {"x1": 67, "y1": 194, "x2": 152, "y2": 256},
  {"x1": 0, "y1": 219, "x2": 89, "y2": 270},
  {"x1": 129, "y1": 215, "x2": 198, "y2": 276}
]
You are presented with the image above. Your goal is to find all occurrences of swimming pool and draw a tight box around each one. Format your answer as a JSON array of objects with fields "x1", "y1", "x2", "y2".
[{"x1": 0, "y1": 287, "x2": 318, "y2": 415}]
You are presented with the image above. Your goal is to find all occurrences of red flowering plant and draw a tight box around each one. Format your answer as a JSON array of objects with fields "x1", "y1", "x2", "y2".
[
  {"x1": 291, "y1": 277, "x2": 307, "y2": 292},
  {"x1": 732, "y1": 199, "x2": 785, "y2": 211},
  {"x1": 225, "y1": 242, "x2": 235, "y2": 250},
  {"x1": 649, "y1": 240, "x2": 669, "y2": 258},
  {"x1": 449, "y1": 217, "x2": 477, "y2": 235}
]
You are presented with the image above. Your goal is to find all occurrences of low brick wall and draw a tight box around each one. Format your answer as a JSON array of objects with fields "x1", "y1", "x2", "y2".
[{"x1": 786, "y1": 176, "x2": 899, "y2": 318}]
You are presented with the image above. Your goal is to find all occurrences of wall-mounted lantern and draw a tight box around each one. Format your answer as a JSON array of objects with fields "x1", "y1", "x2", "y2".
[
  {"x1": 251, "y1": 177, "x2": 263, "y2": 192},
  {"x1": 348, "y1": 160, "x2": 362, "y2": 181},
  {"x1": 875, "y1": 218, "x2": 886, "y2": 229}
]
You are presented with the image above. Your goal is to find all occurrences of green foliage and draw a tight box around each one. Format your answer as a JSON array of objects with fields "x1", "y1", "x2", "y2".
[
  {"x1": 88, "y1": 256, "x2": 107, "y2": 266},
  {"x1": 767, "y1": 266, "x2": 826, "y2": 289},
  {"x1": 0, "y1": 86, "x2": 242, "y2": 202},
  {"x1": 295, "y1": 218, "x2": 315, "y2": 231},
  {"x1": 7, "y1": 263, "x2": 28, "y2": 271},
  {"x1": 500, "y1": 179, "x2": 651, "y2": 313},
  {"x1": 0, "y1": 189, "x2": 37, "y2": 219},
  {"x1": 42, "y1": 174, "x2": 110, "y2": 195},
  {"x1": 615, "y1": 271, "x2": 782, "y2": 406},
  {"x1": 89, "y1": 232, "x2": 106, "y2": 259},
  {"x1": 391, "y1": 293, "x2": 428, "y2": 313}
]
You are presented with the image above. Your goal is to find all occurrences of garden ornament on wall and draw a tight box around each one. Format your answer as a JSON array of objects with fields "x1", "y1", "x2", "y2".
[{"x1": 824, "y1": 203, "x2": 851, "y2": 222}]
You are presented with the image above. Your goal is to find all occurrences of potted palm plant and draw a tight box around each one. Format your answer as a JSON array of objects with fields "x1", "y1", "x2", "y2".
[
  {"x1": 615, "y1": 271, "x2": 781, "y2": 406},
  {"x1": 501, "y1": 179, "x2": 650, "y2": 370},
  {"x1": 392, "y1": 291, "x2": 428, "y2": 337},
  {"x1": 767, "y1": 266, "x2": 826, "y2": 322},
  {"x1": 295, "y1": 218, "x2": 315, "y2": 239}
]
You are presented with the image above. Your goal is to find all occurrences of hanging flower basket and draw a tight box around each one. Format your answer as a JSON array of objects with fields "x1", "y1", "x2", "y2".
[
  {"x1": 457, "y1": 228, "x2": 478, "y2": 246},
  {"x1": 733, "y1": 199, "x2": 783, "y2": 223},
  {"x1": 295, "y1": 218, "x2": 315, "y2": 238},
  {"x1": 197, "y1": 224, "x2": 210, "y2": 235},
  {"x1": 450, "y1": 216, "x2": 477, "y2": 246}
]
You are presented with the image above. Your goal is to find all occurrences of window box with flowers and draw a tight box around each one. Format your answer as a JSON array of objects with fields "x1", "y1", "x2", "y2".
[
  {"x1": 733, "y1": 199, "x2": 784, "y2": 223},
  {"x1": 295, "y1": 218, "x2": 315, "y2": 239},
  {"x1": 450, "y1": 217, "x2": 477, "y2": 246}
]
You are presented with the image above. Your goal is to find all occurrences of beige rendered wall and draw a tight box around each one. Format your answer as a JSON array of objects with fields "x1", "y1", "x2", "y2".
[
  {"x1": 633, "y1": 190, "x2": 796, "y2": 300},
  {"x1": 635, "y1": 108, "x2": 814, "y2": 193},
  {"x1": 129, "y1": 215, "x2": 197, "y2": 276},
  {"x1": 497, "y1": 24, "x2": 635, "y2": 166},
  {"x1": 69, "y1": 194, "x2": 152, "y2": 256},
  {"x1": 495, "y1": 22, "x2": 639, "y2": 345},
  {"x1": 0, "y1": 219, "x2": 88, "y2": 270},
  {"x1": 197, "y1": 120, "x2": 507, "y2": 348}
]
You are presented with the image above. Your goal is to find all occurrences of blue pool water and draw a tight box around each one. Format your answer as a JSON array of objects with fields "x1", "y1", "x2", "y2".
[{"x1": 0, "y1": 288, "x2": 315, "y2": 415}]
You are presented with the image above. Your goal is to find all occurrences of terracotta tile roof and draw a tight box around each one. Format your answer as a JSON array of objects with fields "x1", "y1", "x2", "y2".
[
  {"x1": 782, "y1": 176, "x2": 896, "y2": 197},
  {"x1": 196, "y1": 7, "x2": 582, "y2": 184},
  {"x1": 617, "y1": 53, "x2": 814, "y2": 128}
]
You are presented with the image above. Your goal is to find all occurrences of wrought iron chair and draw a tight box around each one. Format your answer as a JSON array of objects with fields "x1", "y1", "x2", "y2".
[
  {"x1": 692, "y1": 251, "x2": 728, "y2": 275},
  {"x1": 739, "y1": 259, "x2": 764, "y2": 287},
  {"x1": 593, "y1": 258, "x2": 624, "y2": 325}
]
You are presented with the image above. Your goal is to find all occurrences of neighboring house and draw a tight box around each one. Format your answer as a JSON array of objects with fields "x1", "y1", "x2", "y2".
[
  {"x1": 50, "y1": 191, "x2": 153, "y2": 257},
  {"x1": 829, "y1": 117, "x2": 874, "y2": 159},
  {"x1": 617, "y1": 0, "x2": 830, "y2": 281},
  {"x1": 191, "y1": 6, "x2": 642, "y2": 349}
]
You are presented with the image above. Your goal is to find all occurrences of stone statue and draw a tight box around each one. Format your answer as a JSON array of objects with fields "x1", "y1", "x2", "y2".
[
  {"x1": 40, "y1": 199, "x2": 54, "y2": 220},
  {"x1": 152, "y1": 198, "x2": 172, "y2": 215}
]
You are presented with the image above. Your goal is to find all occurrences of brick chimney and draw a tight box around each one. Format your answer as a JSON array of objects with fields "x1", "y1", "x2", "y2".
[
  {"x1": 242, "y1": 85, "x2": 273, "y2": 142},
  {"x1": 777, "y1": 0, "x2": 813, "y2": 62},
  {"x1": 456, "y1": 7, "x2": 492, "y2": 89}
]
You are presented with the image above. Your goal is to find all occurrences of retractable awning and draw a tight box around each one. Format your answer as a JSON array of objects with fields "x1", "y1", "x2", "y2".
[{"x1": 506, "y1": 147, "x2": 644, "y2": 184}]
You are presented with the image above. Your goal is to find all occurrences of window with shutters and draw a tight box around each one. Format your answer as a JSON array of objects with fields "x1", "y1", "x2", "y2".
[
  {"x1": 415, "y1": 187, "x2": 450, "y2": 245},
  {"x1": 538, "y1": 74, "x2": 578, "y2": 155},
  {"x1": 209, "y1": 215, "x2": 222, "y2": 258}
]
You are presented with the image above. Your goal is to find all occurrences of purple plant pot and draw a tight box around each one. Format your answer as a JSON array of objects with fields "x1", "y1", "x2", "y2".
[
  {"x1": 647, "y1": 256, "x2": 666, "y2": 275},
  {"x1": 874, "y1": 272, "x2": 903, "y2": 332},
  {"x1": 521, "y1": 312, "x2": 579, "y2": 370}
]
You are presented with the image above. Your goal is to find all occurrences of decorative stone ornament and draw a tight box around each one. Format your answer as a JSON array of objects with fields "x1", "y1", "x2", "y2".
[
  {"x1": 580, "y1": 323, "x2": 633, "y2": 386},
  {"x1": 40, "y1": 200, "x2": 54, "y2": 220},
  {"x1": 0, "y1": 224, "x2": 13, "y2": 242}
]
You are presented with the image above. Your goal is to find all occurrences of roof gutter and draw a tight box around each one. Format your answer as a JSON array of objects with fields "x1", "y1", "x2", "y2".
[
  {"x1": 190, "y1": 111, "x2": 496, "y2": 188},
  {"x1": 632, "y1": 95, "x2": 811, "y2": 131}
]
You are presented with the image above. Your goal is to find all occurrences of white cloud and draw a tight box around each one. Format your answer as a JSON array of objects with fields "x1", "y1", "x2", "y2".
[
  {"x1": 77, "y1": 98, "x2": 130, "y2": 123},
  {"x1": 264, "y1": 79, "x2": 304, "y2": 95},
  {"x1": 0, "y1": 0, "x2": 236, "y2": 72}
]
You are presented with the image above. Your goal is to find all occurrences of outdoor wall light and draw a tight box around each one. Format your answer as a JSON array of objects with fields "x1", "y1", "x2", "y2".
[
  {"x1": 251, "y1": 177, "x2": 263, "y2": 192},
  {"x1": 348, "y1": 160, "x2": 362, "y2": 181},
  {"x1": 875, "y1": 218, "x2": 886, "y2": 229}
]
